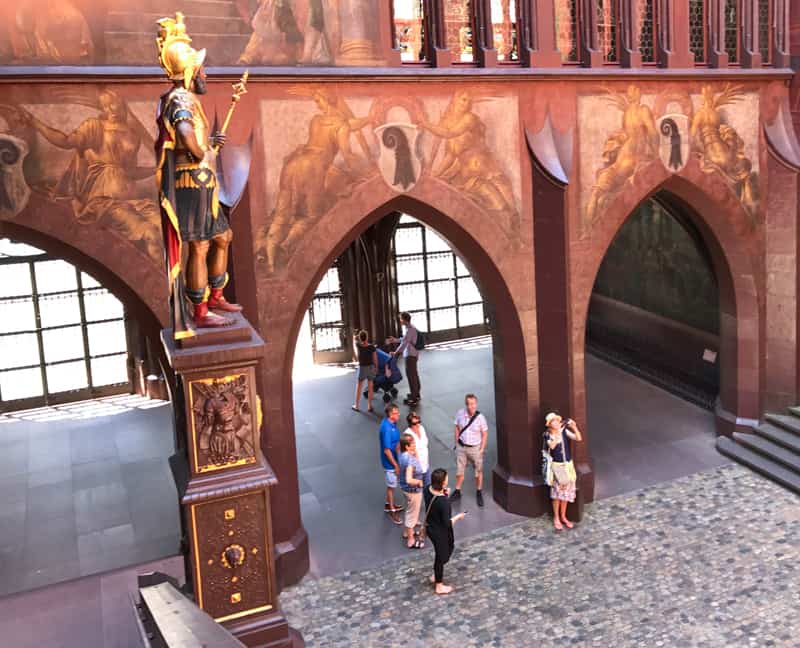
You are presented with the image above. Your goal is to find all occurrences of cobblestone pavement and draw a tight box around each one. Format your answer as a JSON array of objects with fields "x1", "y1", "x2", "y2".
[{"x1": 282, "y1": 464, "x2": 800, "y2": 647}]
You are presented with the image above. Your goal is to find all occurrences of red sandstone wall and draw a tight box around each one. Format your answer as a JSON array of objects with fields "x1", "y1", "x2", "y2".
[{"x1": 1, "y1": 71, "x2": 797, "y2": 586}]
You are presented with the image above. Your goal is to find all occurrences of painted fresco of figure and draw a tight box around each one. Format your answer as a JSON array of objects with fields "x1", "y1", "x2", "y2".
[
  {"x1": 421, "y1": 90, "x2": 517, "y2": 224},
  {"x1": 0, "y1": 0, "x2": 94, "y2": 64},
  {"x1": 691, "y1": 85, "x2": 757, "y2": 218},
  {"x1": 239, "y1": 0, "x2": 303, "y2": 64},
  {"x1": 0, "y1": 90, "x2": 161, "y2": 261},
  {"x1": 585, "y1": 86, "x2": 659, "y2": 231},
  {"x1": 261, "y1": 88, "x2": 373, "y2": 272},
  {"x1": 302, "y1": 0, "x2": 333, "y2": 63}
]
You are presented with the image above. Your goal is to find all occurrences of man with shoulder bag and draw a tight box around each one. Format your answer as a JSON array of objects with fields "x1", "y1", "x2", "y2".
[{"x1": 450, "y1": 393, "x2": 489, "y2": 507}]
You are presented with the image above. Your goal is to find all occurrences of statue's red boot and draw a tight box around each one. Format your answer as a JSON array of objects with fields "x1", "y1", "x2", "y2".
[
  {"x1": 208, "y1": 288, "x2": 243, "y2": 313},
  {"x1": 193, "y1": 301, "x2": 233, "y2": 327}
]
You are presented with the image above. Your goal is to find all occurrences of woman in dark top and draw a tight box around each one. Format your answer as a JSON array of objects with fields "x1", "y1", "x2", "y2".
[
  {"x1": 353, "y1": 329, "x2": 378, "y2": 412},
  {"x1": 424, "y1": 468, "x2": 466, "y2": 595}
]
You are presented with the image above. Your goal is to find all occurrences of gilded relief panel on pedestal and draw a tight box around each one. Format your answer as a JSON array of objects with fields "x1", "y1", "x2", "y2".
[{"x1": 189, "y1": 374, "x2": 257, "y2": 473}]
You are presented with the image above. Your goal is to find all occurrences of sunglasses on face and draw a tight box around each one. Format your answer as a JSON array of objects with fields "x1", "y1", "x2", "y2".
[{"x1": 411, "y1": 420, "x2": 421, "y2": 425}]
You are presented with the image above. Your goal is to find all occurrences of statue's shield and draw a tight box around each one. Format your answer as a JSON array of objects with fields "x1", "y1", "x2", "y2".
[
  {"x1": 656, "y1": 113, "x2": 690, "y2": 173},
  {"x1": 0, "y1": 134, "x2": 30, "y2": 218},
  {"x1": 374, "y1": 123, "x2": 422, "y2": 192}
]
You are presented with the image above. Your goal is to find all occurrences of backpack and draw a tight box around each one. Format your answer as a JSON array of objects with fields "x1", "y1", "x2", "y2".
[{"x1": 413, "y1": 329, "x2": 426, "y2": 351}]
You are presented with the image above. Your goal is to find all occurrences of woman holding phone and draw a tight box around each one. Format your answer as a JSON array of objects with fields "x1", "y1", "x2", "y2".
[
  {"x1": 543, "y1": 412, "x2": 583, "y2": 530},
  {"x1": 423, "y1": 468, "x2": 466, "y2": 595}
]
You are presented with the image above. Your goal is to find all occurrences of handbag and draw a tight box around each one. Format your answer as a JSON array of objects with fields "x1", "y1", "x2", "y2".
[
  {"x1": 416, "y1": 493, "x2": 438, "y2": 541},
  {"x1": 541, "y1": 432, "x2": 553, "y2": 485},
  {"x1": 552, "y1": 462, "x2": 571, "y2": 485},
  {"x1": 551, "y1": 435, "x2": 573, "y2": 484}
]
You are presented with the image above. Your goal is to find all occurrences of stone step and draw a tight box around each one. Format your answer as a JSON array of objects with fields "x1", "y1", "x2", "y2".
[
  {"x1": 733, "y1": 432, "x2": 800, "y2": 473},
  {"x1": 105, "y1": 31, "x2": 251, "y2": 65},
  {"x1": 107, "y1": 12, "x2": 249, "y2": 35},
  {"x1": 787, "y1": 405, "x2": 800, "y2": 419},
  {"x1": 754, "y1": 422, "x2": 800, "y2": 454},
  {"x1": 106, "y1": 0, "x2": 243, "y2": 18},
  {"x1": 716, "y1": 437, "x2": 800, "y2": 494},
  {"x1": 764, "y1": 413, "x2": 800, "y2": 438}
]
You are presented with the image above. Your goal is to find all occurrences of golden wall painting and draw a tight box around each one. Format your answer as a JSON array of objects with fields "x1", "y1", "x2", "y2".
[
  {"x1": 579, "y1": 84, "x2": 759, "y2": 233},
  {"x1": 257, "y1": 88, "x2": 521, "y2": 272},
  {"x1": 0, "y1": 91, "x2": 163, "y2": 262}
]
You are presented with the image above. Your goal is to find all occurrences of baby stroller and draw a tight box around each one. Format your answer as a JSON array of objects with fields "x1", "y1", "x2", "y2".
[{"x1": 364, "y1": 349, "x2": 403, "y2": 403}]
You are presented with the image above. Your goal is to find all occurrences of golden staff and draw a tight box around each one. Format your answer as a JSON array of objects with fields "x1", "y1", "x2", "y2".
[{"x1": 213, "y1": 70, "x2": 249, "y2": 152}]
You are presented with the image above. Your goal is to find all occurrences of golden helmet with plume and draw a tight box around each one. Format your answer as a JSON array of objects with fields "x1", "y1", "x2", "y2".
[{"x1": 156, "y1": 12, "x2": 206, "y2": 89}]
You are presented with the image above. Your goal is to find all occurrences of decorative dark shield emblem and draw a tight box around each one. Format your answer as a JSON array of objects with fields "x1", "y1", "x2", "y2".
[
  {"x1": 0, "y1": 134, "x2": 30, "y2": 218},
  {"x1": 375, "y1": 123, "x2": 422, "y2": 192},
  {"x1": 656, "y1": 113, "x2": 690, "y2": 173}
]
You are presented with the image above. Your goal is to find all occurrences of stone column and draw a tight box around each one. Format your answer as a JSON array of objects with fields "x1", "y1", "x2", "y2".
[
  {"x1": 619, "y1": 0, "x2": 642, "y2": 66},
  {"x1": 707, "y1": 0, "x2": 729, "y2": 67},
  {"x1": 579, "y1": 0, "x2": 603, "y2": 66},
  {"x1": 520, "y1": 0, "x2": 562, "y2": 66},
  {"x1": 656, "y1": 0, "x2": 694, "y2": 67},
  {"x1": 739, "y1": 0, "x2": 762, "y2": 67},
  {"x1": 338, "y1": 0, "x2": 381, "y2": 65}
]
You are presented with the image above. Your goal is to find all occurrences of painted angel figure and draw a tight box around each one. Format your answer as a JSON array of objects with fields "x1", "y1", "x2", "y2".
[
  {"x1": 0, "y1": 89, "x2": 162, "y2": 261},
  {"x1": 584, "y1": 86, "x2": 659, "y2": 231},
  {"x1": 260, "y1": 87, "x2": 374, "y2": 272},
  {"x1": 691, "y1": 84, "x2": 757, "y2": 217},
  {"x1": 420, "y1": 90, "x2": 517, "y2": 227}
]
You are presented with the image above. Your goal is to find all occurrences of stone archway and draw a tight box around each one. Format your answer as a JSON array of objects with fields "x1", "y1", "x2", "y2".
[
  {"x1": 256, "y1": 175, "x2": 541, "y2": 587},
  {"x1": 572, "y1": 158, "x2": 763, "y2": 445}
]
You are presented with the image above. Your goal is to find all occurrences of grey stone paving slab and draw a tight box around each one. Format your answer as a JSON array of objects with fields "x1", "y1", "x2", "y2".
[{"x1": 281, "y1": 464, "x2": 800, "y2": 648}]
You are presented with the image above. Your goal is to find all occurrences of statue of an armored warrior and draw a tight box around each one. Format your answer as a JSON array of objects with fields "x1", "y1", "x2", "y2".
[{"x1": 155, "y1": 12, "x2": 242, "y2": 338}]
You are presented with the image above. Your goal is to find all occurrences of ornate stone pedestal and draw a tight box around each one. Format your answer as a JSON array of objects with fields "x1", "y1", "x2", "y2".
[{"x1": 162, "y1": 314, "x2": 302, "y2": 647}]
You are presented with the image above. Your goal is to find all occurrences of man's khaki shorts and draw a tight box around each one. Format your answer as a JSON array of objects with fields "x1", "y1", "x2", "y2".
[{"x1": 456, "y1": 444, "x2": 483, "y2": 476}]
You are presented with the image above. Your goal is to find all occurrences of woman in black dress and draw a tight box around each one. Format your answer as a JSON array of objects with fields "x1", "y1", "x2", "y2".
[{"x1": 424, "y1": 468, "x2": 466, "y2": 595}]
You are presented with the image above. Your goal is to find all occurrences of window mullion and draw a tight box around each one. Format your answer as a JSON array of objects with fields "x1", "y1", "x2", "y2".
[
  {"x1": 29, "y1": 260, "x2": 50, "y2": 404},
  {"x1": 76, "y1": 268, "x2": 94, "y2": 389},
  {"x1": 421, "y1": 224, "x2": 431, "y2": 328}
]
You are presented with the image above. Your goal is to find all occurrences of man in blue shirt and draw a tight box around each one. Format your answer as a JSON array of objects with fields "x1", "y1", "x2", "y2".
[{"x1": 379, "y1": 403, "x2": 402, "y2": 524}]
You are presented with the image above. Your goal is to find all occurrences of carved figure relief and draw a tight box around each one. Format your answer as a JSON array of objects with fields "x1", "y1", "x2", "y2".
[
  {"x1": 190, "y1": 374, "x2": 257, "y2": 472},
  {"x1": 584, "y1": 86, "x2": 659, "y2": 232},
  {"x1": 0, "y1": 91, "x2": 162, "y2": 262},
  {"x1": 0, "y1": 134, "x2": 30, "y2": 218},
  {"x1": 691, "y1": 84, "x2": 758, "y2": 219}
]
